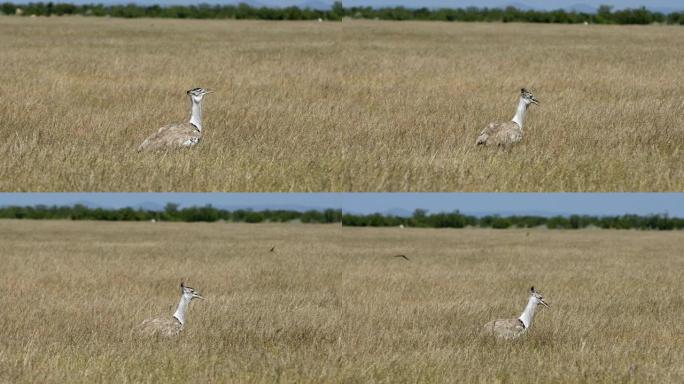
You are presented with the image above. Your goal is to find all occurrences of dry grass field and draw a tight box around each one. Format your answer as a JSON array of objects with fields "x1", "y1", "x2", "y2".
[
  {"x1": 0, "y1": 219, "x2": 682, "y2": 382},
  {"x1": 0, "y1": 17, "x2": 682, "y2": 191}
]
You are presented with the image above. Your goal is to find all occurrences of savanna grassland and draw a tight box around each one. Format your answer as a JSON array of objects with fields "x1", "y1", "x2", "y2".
[
  {"x1": 1, "y1": 220, "x2": 682, "y2": 382},
  {"x1": 0, "y1": 17, "x2": 682, "y2": 191}
]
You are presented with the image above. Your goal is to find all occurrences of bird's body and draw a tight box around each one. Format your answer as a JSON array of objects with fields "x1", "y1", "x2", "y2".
[
  {"x1": 137, "y1": 122, "x2": 201, "y2": 152},
  {"x1": 137, "y1": 88, "x2": 212, "y2": 152},
  {"x1": 476, "y1": 121, "x2": 523, "y2": 147},
  {"x1": 482, "y1": 318, "x2": 526, "y2": 340},
  {"x1": 137, "y1": 282, "x2": 205, "y2": 338},
  {"x1": 139, "y1": 316, "x2": 183, "y2": 337},
  {"x1": 476, "y1": 88, "x2": 539, "y2": 147},
  {"x1": 482, "y1": 286, "x2": 549, "y2": 340}
]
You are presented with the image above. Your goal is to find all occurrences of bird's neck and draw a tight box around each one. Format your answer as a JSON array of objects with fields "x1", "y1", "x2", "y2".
[
  {"x1": 518, "y1": 296, "x2": 537, "y2": 329},
  {"x1": 189, "y1": 99, "x2": 202, "y2": 132},
  {"x1": 173, "y1": 295, "x2": 191, "y2": 326},
  {"x1": 511, "y1": 97, "x2": 528, "y2": 129}
]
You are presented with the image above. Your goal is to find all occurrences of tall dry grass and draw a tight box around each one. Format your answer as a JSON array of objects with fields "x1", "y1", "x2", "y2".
[
  {"x1": 0, "y1": 220, "x2": 682, "y2": 382},
  {"x1": 0, "y1": 17, "x2": 682, "y2": 191}
]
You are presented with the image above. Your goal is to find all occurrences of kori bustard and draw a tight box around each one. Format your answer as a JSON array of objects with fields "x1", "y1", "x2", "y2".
[
  {"x1": 137, "y1": 88, "x2": 213, "y2": 151},
  {"x1": 483, "y1": 286, "x2": 549, "y2": 340},
  {"x1": 476, "y1": 88, "x2": 539, "y2": 147},
  {"x1": 138, "y1": 282, "x2": 206, "y2": 337}
]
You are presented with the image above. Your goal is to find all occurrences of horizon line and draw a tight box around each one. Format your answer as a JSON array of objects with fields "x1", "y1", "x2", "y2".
[{"x1": 0, "y1": 202, "x2": 680, "y2": 219}]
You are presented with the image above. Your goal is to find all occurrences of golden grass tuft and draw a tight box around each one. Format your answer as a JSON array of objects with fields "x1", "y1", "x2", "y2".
[
  {"x1": 0, "y1": 17, "x2": 682, "y2": 191},
  {"x1": 0, "y1": 220, "x2": 682, "y2": 382}
]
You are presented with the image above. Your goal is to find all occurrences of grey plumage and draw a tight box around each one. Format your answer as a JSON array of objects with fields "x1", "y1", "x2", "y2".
[
  {"x1": 476, "y1": 121, "x2": 523, "y2": 147},
  {"x1": 137, "y1": 88, "x2": 212, "y2": 152},
  {"x1": 137, "y1": 122, "x2": 201, "y2": 152},
  {"x1": 482, "y1": 318, "x2": 526, "y2": 340},
  {"x1": 137, "y1": 282, "x2": 206, "y2": 338},
  {"x1": 476, "y1": 88, "x2": 539, "y2": 147},
  {"x1": 138, "y1": 316, "x2": 183, "y2": 337},
  {"x1": 482, "y1": 286, "x2": 549, "y2": 340}
]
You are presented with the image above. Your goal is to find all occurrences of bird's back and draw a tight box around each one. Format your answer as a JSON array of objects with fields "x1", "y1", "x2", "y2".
[
  {"x1": 476, "y1": 121, "x2": 522, "y2": 147},
  {"x1": 138, "y1": 316, "x2": 182, "y2": 337},
  {"x1": 137, "y1": 122, "x2": 201, "y2": 152},
  {"x1": 482, "y1": 318, "x2": 525, "y2": 340}
]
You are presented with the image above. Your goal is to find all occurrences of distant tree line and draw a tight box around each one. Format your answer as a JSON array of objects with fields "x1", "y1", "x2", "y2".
[
  {"x1": 342, "y1": 209, "x2": 684, "y2": 230},
  {"x1": 2, "y1": 205, "x2": 681, "y2": 229},
  {"x1": 1, "y1": 2, "x2": 683, "y2": 25},
  {"x1": 0, "y1": 204, "x2": 341, "y2": 223}
]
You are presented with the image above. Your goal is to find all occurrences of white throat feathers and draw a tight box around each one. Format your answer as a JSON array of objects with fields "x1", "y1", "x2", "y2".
[
  {"x1": 188, "y1": 98, "x2": 203, "y2": 132},
  {"x1": 172, "y1": 294, "x2": 192, "y2": 326},
  {"x1": 511, "y1": 96, "x2": 529, "y2": 129},
  {"x1": 517, "y1": 295, "x2": 538, "y2": 329}
]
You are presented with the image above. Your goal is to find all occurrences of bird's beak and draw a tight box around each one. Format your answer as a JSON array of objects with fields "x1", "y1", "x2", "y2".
[
  {"x1": 195, "y1": 294, "x2": 206, "y2": 300},
  {"x1": 540, "y1": 299, "x2": 549, "y2": 308},
  {"x1": 205, "y1": 90, "x2": 214, "y2": 95},
  {"x1": 531, "y1": 97, "x2": 540, "y2": 105}
]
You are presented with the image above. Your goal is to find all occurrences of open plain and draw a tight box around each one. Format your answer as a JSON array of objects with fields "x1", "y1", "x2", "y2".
[
  {"x1": 0, "y1": 220, "x2": 682, "y2": 382},
  {"x1": 0, "y1": 17, "x2": 683, "y2": 191}
]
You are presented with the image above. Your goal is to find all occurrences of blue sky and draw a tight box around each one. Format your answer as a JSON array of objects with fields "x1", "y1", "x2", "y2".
[
  {"x1": 0, "y1": 193, "x2": 682, "y2": 217},
  {"x1": 337, "y1": 193, "x2": 684, "y2": 216}
]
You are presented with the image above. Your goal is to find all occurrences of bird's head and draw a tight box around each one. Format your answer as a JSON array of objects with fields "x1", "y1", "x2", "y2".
[
  {"x1": 180, "y1": 282, "x2": 206, "y2": 301},
  {"x1": 529, "y1": 286, "x2": 549, "y2": 308},
  {"x1": 520, "y1": 88, "x2": 539, "y2": 106},
  {"x1": 186, "y1": 87, "x2": 213, "y2": 103}
]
